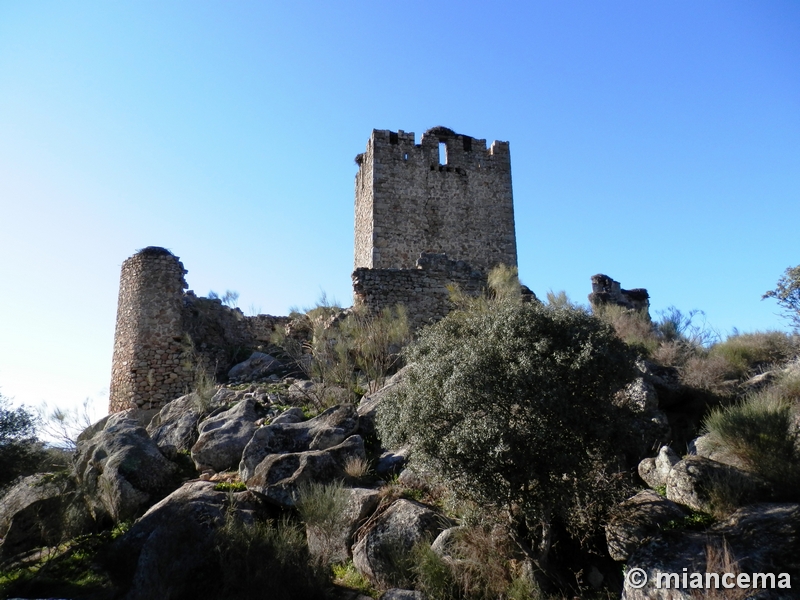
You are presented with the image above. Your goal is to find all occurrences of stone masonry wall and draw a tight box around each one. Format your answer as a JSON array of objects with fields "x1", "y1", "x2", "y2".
[
  {"x1": 588, "y1": 274, "x2": 650, "y2": 315},
  {"x1": 352, "y1": 253, "x2": 486, "y2": 331},
  {"x1": 354, "y1": 127, "x2": 517, "y2": 273},
  {"x1": 109, "y1": 247, "x2": 289, "y2": 413},
  {"x1": 109, "y1": 247, "x2": 194, "y2": 412}
]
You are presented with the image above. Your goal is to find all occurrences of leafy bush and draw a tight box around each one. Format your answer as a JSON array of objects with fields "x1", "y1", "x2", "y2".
[
  {"x1": 702, "y1": 390, "x2": 800, "y2": 499},
  {"x1": 378, "y1": 300, "x2": 637, "y2": 554}
]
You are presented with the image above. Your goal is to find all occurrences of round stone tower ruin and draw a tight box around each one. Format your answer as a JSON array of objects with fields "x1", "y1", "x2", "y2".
[{"x1": 108, "y1": 247, "x2": 194, "y2": 412}]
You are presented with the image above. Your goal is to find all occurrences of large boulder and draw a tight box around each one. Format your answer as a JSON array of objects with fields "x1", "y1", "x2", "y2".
[
  {"x1": 244, "y1": 435, "x2": 366, "y2": 507},
  {"x1": 147, "y1": 393, "x2": 204, "y2": 453},
  {"x1": 623, "y1": 503, "x2": 800, "y2": 599},
  {"x1": 352, "y1": 499, "x2": 452, "y2": 587},
  {"x1": 191, "y1": 398, "x2": 264, "y2": 472},
  {"x1": 0, "y1": 473, "x2": 94, "y2": 560},
  {"x1": 666, "y1": 456, "x2": 771, "y2": 514},
  {"x1": 74, "y1": 410, "x2": 179, "y2": 524},
  {"x1": 228, "y1": 352, "x2": 283, "y2": 382},
  {"x1": 306, "y1": 486, "x2": 380, "y2": 564},
  {"x1": 111, "y1": 480, "x2": 259, "y2": 600},
  {"x1": 239, "y1": 404, "x2": 359, "y2": 481},
  {"x1": 605, "y1": 489, "x2": 686, "y2": 562}
]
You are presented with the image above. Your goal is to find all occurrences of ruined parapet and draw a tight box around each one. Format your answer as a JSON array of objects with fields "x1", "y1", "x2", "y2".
[
  {"x1": 588, "y1": 274, "x2": 650, "y2": 315},
  {"x1": 109, "y1": 247, "x2": 193, "y2": 412},
  {"x1": 354, "y1": 127, "x2": 516, "y2": 273},
  {"x1": 353, "y1": 253, "x2": 486, "y2": 331}
]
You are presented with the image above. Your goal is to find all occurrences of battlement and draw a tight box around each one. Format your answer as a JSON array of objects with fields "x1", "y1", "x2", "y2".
[{"x1": 354, "y1": 127, "x2": 516, "y2": 272}]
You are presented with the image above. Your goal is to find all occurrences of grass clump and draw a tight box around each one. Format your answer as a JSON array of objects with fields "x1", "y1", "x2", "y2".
[
  {"x1": 295, "y1": 480, "x2": 350, "y2": 567},
  {"x1": 271, "y1": 296, "x2": 411, "y2": 407},
  {"x1": 594, "y1": 304, "x2": 658, "y2": 356},
  {"x1": 702, "y1": 389, "x2": 800, "y2": 499},
  {"x1": 707, "y1": 331, "x2": 797, "y2": 380},
  {"x1": 211, "y1": 515, "x2": 327, "y2": 600},
  {"x1": 411, "y1": 524, "x2": 544, "y2": 600},
  {"x1": 332, "y1": 560, "x2": 377, "y2": 597}
]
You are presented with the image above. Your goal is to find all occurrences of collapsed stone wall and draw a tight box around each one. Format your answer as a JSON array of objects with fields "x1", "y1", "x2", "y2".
[
  {"x1": 354, "y1": 127, "x2": 517, "y2": 272},
  {"x1": 588, "y1": 274, "x2": 650, "y2": 315},
  {"x1": 109, "y1": 247, "x2": 289, "y2": 413},
  {"x1": 352, "y1": 253, "x2": 486, "y2": 331}
]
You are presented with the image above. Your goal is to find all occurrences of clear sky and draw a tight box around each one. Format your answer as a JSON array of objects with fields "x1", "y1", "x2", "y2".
[{"x1": 1, "y1": 1, "x2": 798, "y2": 419}]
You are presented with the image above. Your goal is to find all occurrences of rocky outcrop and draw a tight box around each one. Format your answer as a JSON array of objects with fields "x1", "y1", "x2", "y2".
[
  {"x1": 352, "y1": 499, "x2": 453, "y2": 587},
  {"x1": 146, "y1": 393, "x2": 205, "y2": 453},
  {"x1": 245, "y1": 435, "x2": 367, "y2": 507},
  {"x1": 239, "y1": 404, "x2": 359, "y2": 482},
  {"x1": 605, "y1": 490, "x2": 686, "y2": 562},
  {"x1": 666, "y1": 456, "x2": 771, "y2": 514},
  {"x1": 0, "y1": 473, "x2": 94, "y2": 560},
  {"x1": 74, "y1": 410, "x2": 179, "y2": 523},
  {"x1": 623, "y1": 503, "x2": 800, "y2": 599},
  {"x1": 357, "y1": 367, "x2": 407, "y2": 437},
  {"x1": 191, "y1": 398, "x2": 265, "y2": 472},
  {"x1": 638, "y1": 446, "x2": 680, "y2": 489},
  {"x1": 111, "y1": 481, "x2": 261, "y2": 600},
  {"x1": 306, "y1": 487, "x2": 381, "y2": 564}
]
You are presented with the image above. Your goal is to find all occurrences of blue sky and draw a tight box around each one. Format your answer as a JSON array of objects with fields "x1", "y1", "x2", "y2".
[{"x1": 1, "y1": 1, "x2": 798, "y2": 418}]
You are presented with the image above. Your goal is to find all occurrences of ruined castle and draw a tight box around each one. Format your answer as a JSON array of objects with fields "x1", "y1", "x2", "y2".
[{"x1": 109, "y1": 126, "x2": 518, "y2": 412}]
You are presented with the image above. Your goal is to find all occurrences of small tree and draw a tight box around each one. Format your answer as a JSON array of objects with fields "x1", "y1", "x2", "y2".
[
  {"x1": 763, "y1": 265, "x2": 800, "y2": 331},
  {"x1": 0, "y1": 394, "x2": 45, "y2": 487},
  {"x1": 378, "y1": 300, "x2": 637, "y2": 561}
]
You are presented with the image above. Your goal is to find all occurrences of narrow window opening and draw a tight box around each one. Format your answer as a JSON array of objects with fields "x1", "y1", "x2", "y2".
[
  {"x1": 438, "y1": 142, "x2": 447, "y2": 165},
  {"x1": 403, "y1": 152, "x2": 408, "y2": 160}
]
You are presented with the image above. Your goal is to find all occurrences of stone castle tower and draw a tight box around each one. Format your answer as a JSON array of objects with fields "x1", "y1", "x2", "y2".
[
  {"x1": 109, "y1": 247, "x2": 289, "y2": 413},
  {"x1": 108, "y1": 247, "x2": 194, "y2": 412},
  {"x1": 352, "y1": 127, "x2": 518, "y2": 329},
  {"x1": 354, "y1": 126, "x2": 517, "y2": 272}
]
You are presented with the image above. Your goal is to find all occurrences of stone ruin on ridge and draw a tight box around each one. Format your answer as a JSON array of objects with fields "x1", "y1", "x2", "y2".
[{"x1": 108, "y1": 126, "x2": 519, "y2": 413}]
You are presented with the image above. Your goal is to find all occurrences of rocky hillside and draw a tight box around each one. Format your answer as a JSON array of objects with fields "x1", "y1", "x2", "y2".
[{"x1": 1, "y1": 293, "x2": 799, "y2": 600}]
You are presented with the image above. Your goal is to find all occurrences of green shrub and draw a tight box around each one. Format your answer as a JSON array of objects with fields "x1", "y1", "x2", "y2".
[
  {"x1": 707, "y1": 331, "x2": 797, "y2": 380},
  {"x1": 210, "y1": 515, "x2": 327, "y2": 599},
  {"x1": 0, "y1": 394, "x2": 46, "y2": 487},
  {"x1": 295, "y1": 480, "x2": 349, "y2": 566},
  {"x1": 702, "y1": 390, "x2": 800, "y2": 499},
  {"x1": 378, "y1": 300, "x2": 637, "y2": 554},
  {"x1": 593, "y1": 304, "x2": 658, "y2": 356}
]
